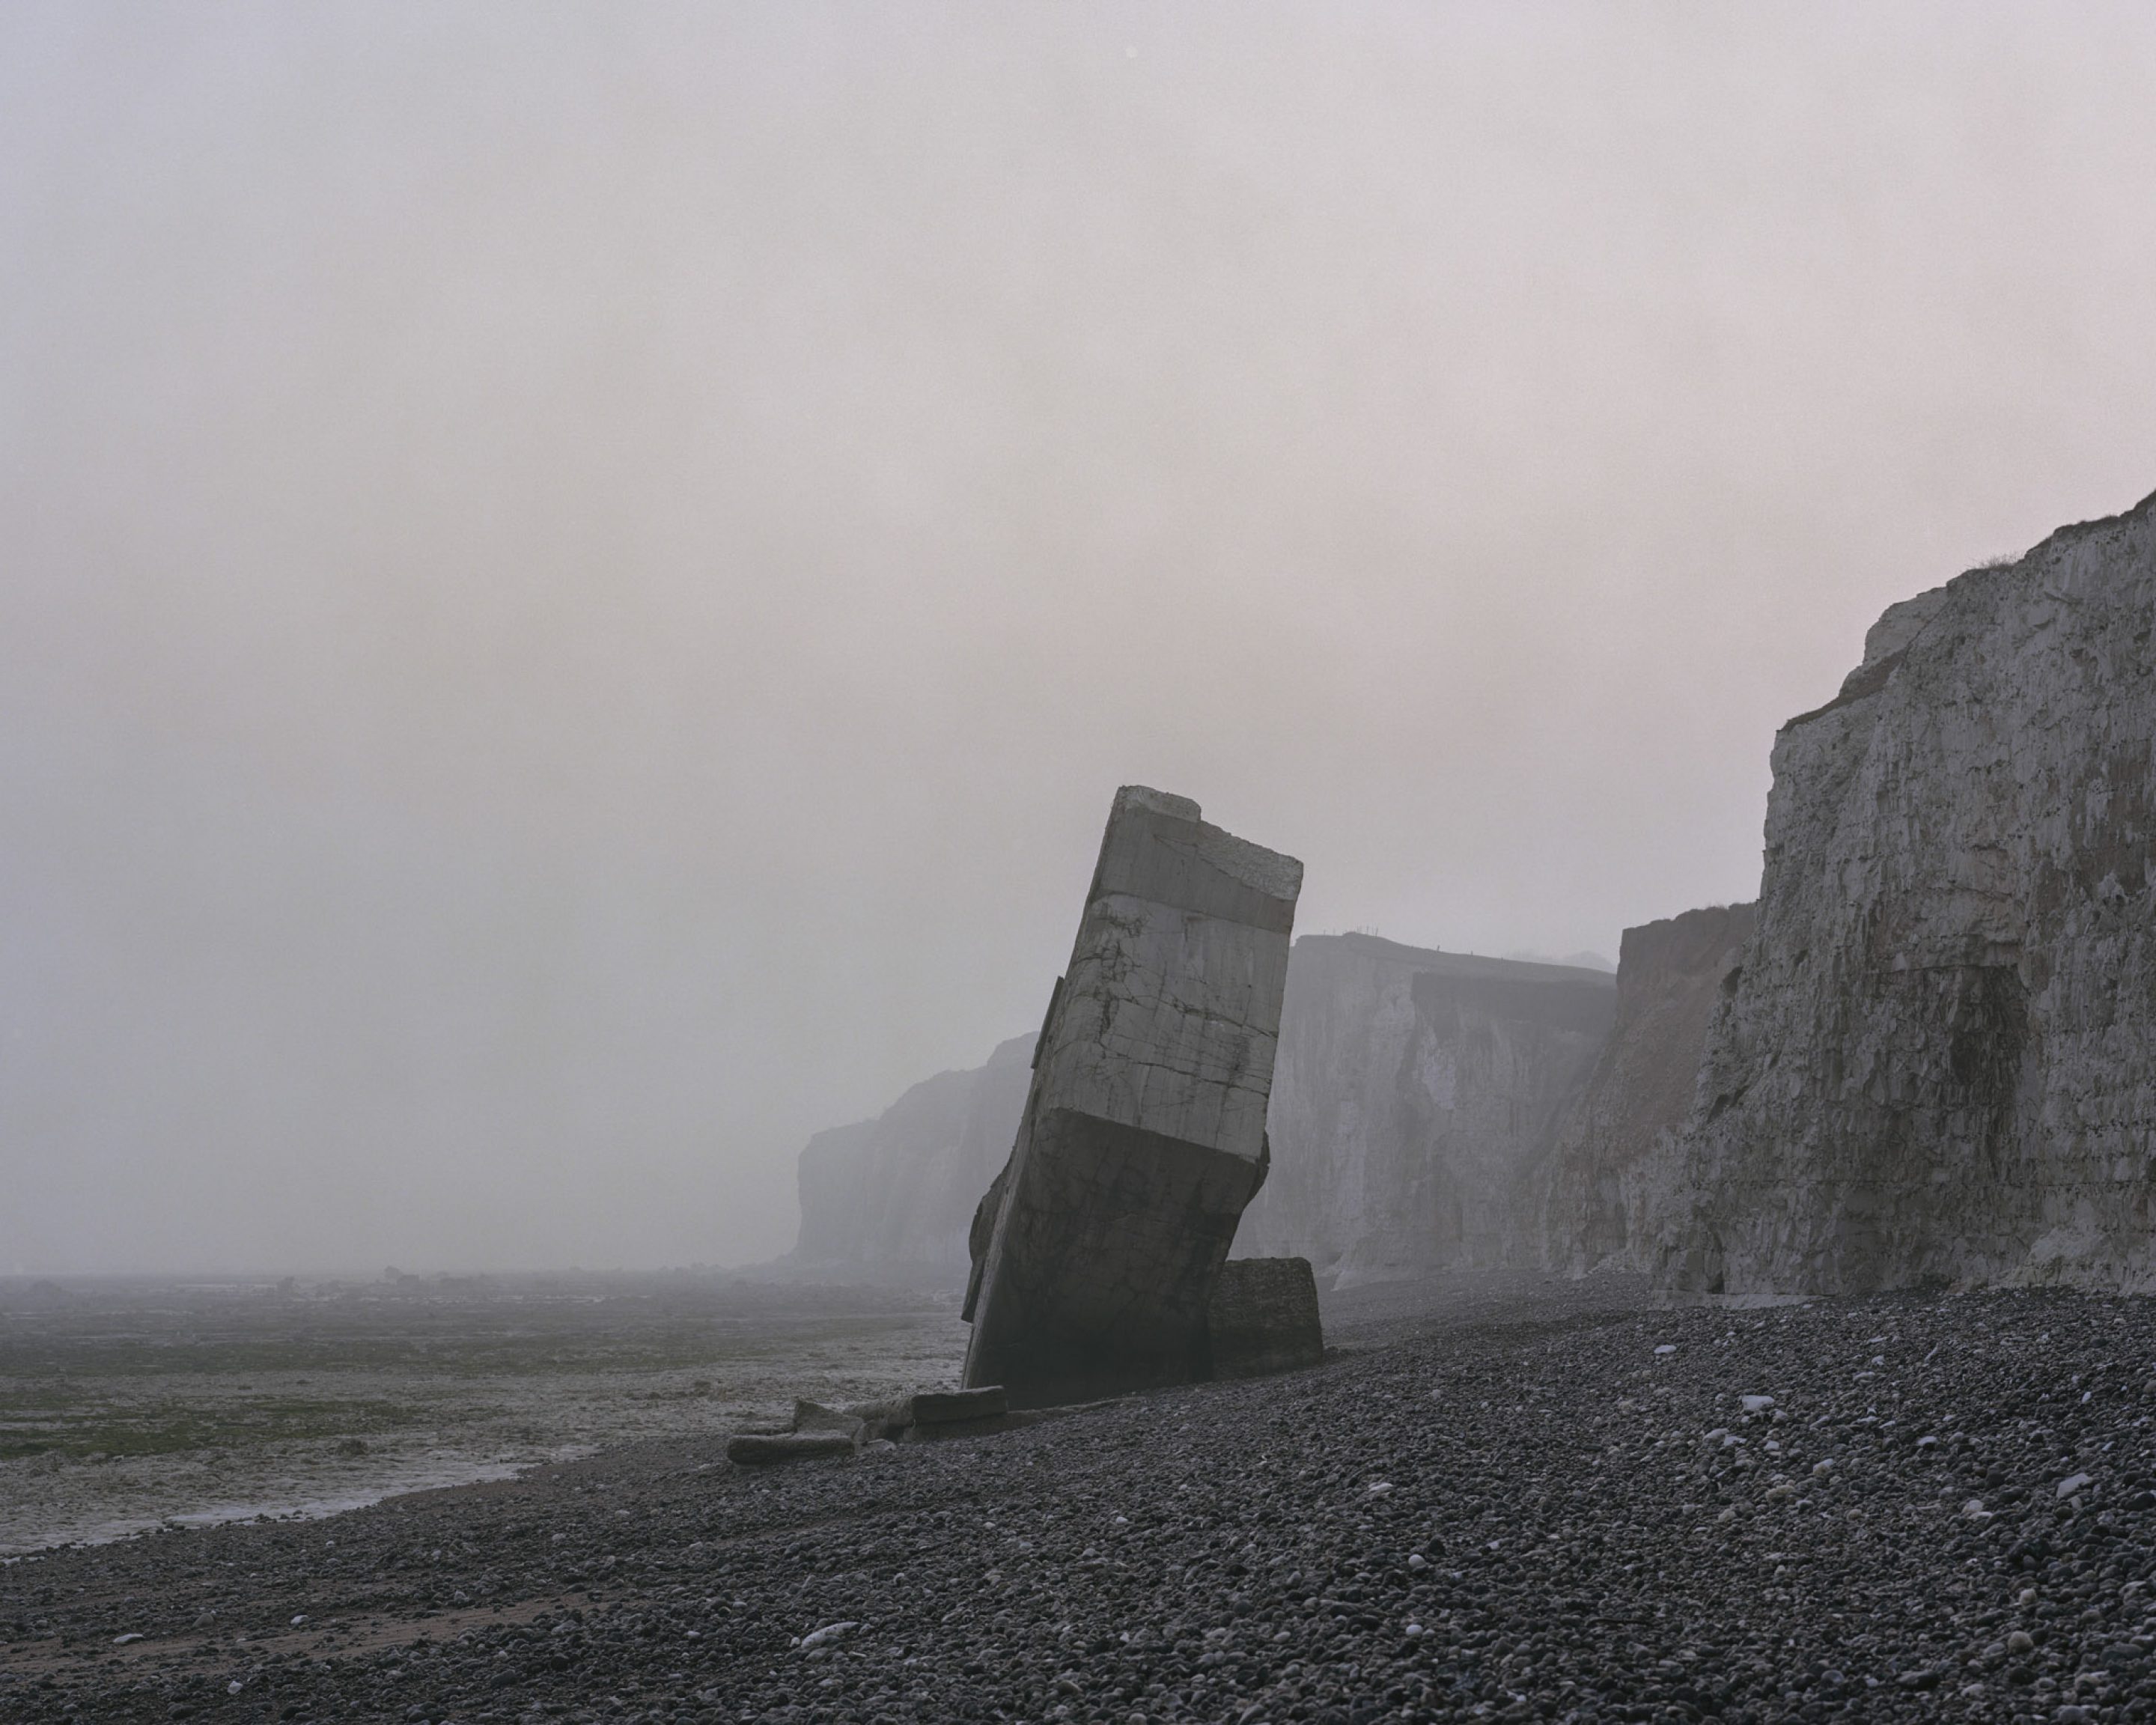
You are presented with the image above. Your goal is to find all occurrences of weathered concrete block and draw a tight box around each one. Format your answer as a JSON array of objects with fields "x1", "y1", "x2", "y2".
[
  {"x1": 725, "y1": 1430, "x2": 859, "y2": 1465},
  {"x1": 791, "y1": 1399, "x2": 868, "y2": 1440},
  {"x1": 910, "y1": 1386, "x2": 1008, "y2": 1426},
  {"x1": 835, "y1": 1399, "x2": 912, "y2": 1441},
  {"x1": 963, "y1": 787, "x2": 1302, "y2": 1405},
  {"x1": 1207, "y1": 1257, "x2": 1324, "y2": 1378}
]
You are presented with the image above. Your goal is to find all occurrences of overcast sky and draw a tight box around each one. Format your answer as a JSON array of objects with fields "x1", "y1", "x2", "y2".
[{"x1": 5, "y1": 2, "x2": 2155, "y2": 1274}]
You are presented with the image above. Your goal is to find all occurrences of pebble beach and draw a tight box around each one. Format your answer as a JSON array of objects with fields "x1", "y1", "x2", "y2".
[{"x1": 6, "y1": 1274, "x2": 2152, "y2": 1724}]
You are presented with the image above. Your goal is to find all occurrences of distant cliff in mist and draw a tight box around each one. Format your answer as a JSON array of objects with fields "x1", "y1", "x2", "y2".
[
  {"x1": 787, "y1": 1033, "x2": 1035, "y2": 1277},
  {"x1": 1234, "y1": 936, "x2": 1613, "y2": 1283},
  {"x1": 786, "y1": 933, "x2": 1735, "y2": 1287}
]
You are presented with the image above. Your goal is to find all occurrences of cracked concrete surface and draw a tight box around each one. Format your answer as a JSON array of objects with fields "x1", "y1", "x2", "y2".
[{"x1": 963, "y1": 788, "x2": 1302, "y2": 1405}]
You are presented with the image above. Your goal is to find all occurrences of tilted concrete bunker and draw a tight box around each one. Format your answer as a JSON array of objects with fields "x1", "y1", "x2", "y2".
[{"x1": 962, "y1": 786, "x2": 1303, "y2": 1405}]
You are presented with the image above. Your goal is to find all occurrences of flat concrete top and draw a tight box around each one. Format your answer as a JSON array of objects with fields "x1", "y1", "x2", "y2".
[{"x1": 1094, "y1": 785, "x2": 1303, "y2": 931}]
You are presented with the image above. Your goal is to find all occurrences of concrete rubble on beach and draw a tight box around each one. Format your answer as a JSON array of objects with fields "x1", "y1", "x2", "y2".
[
  {"x1": 1205, "y1": 1256, "x2": 1324, "y2": 1379},
  {"x1": 722, "y1": 1385, "x2": 1012, "y2": 1464}
]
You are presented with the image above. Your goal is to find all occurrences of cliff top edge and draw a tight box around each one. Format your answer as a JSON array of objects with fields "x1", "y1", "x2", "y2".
[{"x1": 1302, "y1": 931, "x2": 1616, "y2": 987}]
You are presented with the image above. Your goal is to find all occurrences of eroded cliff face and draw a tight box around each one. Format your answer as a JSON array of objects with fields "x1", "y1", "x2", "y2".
[
  {"x1": 1529, "y1": 903, "x2": 1755, "y2": 1274},
  {"x1": 789, "y1": 1034, "x2": 1032, "y2": 1276},
  {"x1": 1234, "y1": 934, "x2": 1614, "y2": 1284},
  {"x1": 1657, "y1": 490, "x2": 2156, "y2": 1293}
]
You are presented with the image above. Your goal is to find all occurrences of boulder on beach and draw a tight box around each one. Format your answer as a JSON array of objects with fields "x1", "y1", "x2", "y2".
[{"x1": 725, "y1": 1430, "x2": 859, "y2": 1467}]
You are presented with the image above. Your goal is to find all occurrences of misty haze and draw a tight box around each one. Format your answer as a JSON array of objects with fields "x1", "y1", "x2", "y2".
[
  {"x1": 7, "y1": 7, "x2": 2156, "y2": 1724},
  {"x1": 7, "y1": 3, "x2": 2154, "y2": 1279}
]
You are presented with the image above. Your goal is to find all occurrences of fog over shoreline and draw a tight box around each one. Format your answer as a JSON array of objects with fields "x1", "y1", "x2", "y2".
[{"x1": 6, "y1": 4, "x2": 2156, "y2": 1274}]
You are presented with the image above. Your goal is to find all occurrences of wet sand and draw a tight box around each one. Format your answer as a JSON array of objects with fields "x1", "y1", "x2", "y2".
[{"x1": 0, "y1": 1272, "x2": 968, "y2": 1554}]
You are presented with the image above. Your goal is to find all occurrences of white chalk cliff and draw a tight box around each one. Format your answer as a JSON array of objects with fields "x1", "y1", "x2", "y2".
[
  {"x1": 1527, "y1": 903, "x2": 1755, "y2": 1275},
  {"x1": 1657, "y1": 490, "x2": 2156, "y2": 1292},
  {"x1": 1196, "y1": 934, "x2": 1616, "y2": 1283},
  {"x1": 794, "y1": 488, "x2": 2156, "y2": 1299}
]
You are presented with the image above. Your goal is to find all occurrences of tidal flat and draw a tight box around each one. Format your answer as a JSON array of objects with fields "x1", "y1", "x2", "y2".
[{"x1": 0, "y1": 1274, "x2": 969, "y2": 1554}]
